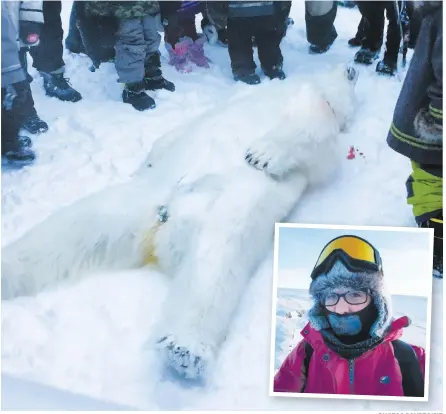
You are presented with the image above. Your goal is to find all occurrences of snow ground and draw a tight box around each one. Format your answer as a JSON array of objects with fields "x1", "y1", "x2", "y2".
[{"x1": 1, "y1": 2, "x2": 443, "y2": 411}]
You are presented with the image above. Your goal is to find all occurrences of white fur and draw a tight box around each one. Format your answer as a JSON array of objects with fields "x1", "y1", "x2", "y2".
[{"x1": 1, "y1": 64, "x2": 357, "y2": 380}]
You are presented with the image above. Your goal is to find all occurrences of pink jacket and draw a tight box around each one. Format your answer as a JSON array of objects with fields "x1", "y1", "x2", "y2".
[{"x1": 274, "y1": 316, "x2": 425, "y2": 396}]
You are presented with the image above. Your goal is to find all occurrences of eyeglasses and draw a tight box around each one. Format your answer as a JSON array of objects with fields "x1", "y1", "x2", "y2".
[
  {"x1": 322, "y1": 289, "x2": 369, "y2": 307},
  {"x1": 310, "y1": 235, "x2": 382, "y2": 280}
]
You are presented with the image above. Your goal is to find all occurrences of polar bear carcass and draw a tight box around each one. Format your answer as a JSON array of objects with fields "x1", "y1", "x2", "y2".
[{"x1": 1, "y1": 65, "x2": 358, "y2": 380}]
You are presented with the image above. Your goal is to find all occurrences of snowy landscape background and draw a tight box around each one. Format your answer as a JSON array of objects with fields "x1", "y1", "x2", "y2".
[{"x1": 1, "y1": 1, "x2": 443, "y2": 411}]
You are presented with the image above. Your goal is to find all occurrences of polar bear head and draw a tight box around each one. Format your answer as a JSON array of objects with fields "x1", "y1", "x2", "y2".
[{"x1": 318, "y1": 63, "x2": 359, "y2": 132}]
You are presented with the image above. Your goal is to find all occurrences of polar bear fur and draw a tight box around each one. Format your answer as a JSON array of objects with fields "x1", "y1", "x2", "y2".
[{"x1": 1, "y1": 64, "x2": 358, "y2": 380}]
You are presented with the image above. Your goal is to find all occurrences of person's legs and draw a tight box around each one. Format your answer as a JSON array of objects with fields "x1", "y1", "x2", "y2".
[
  {"x1": 115, "y1": 18, "x2": 156, "y2": 111},
  {"x1": 255, "y1": 16, "x2": 285, "y2": 80},
  {"x1": 305, "y1": 1, "x2": 338, "y2": 53},
  {"x1": 141, "y1": 15, "x2": 175, "y2": 92},
  {"x1": 227, "y1": 17, "x2": 259, "y2": 84}
]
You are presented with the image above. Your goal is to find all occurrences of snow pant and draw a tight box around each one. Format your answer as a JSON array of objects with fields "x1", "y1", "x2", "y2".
[
  {"x1": 305, "y1": 1, "x2": 338, "y2": 48},
  {"x1": 65, "y1": 3, "x2": 84, "y2": 53},
  {"x1": 115, "y1": 16, "x2": 161, "y2": 84},
  {"x1": 164, "y1": 15, "x2": 198, "y2": 47},
  {"x1": 28, "y1": 0, "x2": 65, "y2": 74},
  {"x1": 356, "y1": 1, "x2": 401, "y2": 63},
  {"x1": 1, "y1": 83, "x2": 30, "y2": 153},
  {"x1": 227, "y1": 15, "x2": 284, "y2": 77},
  {"x1": 354, "y1": 16, "x2": 370, "y2": 41},
  {"x1": 17, "y1": 48, "x2": 38, "y2": 119}
]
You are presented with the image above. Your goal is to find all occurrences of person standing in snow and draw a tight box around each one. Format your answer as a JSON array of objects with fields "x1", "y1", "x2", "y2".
[
  {"x1": 387, "y1": 1, "x2": 443, "y2": 277},
  {"x1": 1, "y1": 1, "x2": 41, "y2": 165},
  {"x1": 274, "y1": 235, "x2": 425, "y2": 397},
  {"x1": 225, "y1": 1, "x2": 291, "y2": 85},
  {"x1": 305, "y1": 1, "x2": 338, "y2": 54},
  {"x1": 159, "y1": 1, "x2": 210, "y2": 73},
  {"x1": 23, "y1": 1, "x2": 82, "y2": 102},
  {"x1": 3, "y1": 1, "x2": 49, "y2": 136},
  {"x1": 83, "y1": 1, "x2": 175, "y2": 111},
  {"x1": 353, "y1": 1, "x2": 402, "y2": 76}
]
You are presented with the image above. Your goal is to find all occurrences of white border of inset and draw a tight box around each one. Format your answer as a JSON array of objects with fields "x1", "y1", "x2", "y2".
[{"x1": 269, "y1": 223, "x2": 434, "y2": 402}]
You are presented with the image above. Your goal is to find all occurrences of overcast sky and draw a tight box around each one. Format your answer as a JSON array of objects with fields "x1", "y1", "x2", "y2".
[{"x1": 276, "y1": 225, "x2": 433, "y2": 297}]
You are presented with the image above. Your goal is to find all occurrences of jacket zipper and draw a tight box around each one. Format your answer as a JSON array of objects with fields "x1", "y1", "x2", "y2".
[{"x1": 348, "y1": 359, "x2": 355, "y2": 394}]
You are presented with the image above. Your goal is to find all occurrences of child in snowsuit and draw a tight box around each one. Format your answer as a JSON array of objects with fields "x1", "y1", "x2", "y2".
[
  {"x1": 159, "y1": 1, "x2": 210, "y2": 73},
  {"x1": 2, "y1": 1, "x2": 45, "y2": 165},
  {"x1": 226, "y1": 1, "x2": 291, "y2": 85},
  {"x1": 354, "y1": 1, "x2": 402, "y2": 76},
  {"x1": 84, "y1": 1, "x2": 174, "y2": 111},
  {"x1": 387, "y1": 1, "x2": 443, "y2": 277}
]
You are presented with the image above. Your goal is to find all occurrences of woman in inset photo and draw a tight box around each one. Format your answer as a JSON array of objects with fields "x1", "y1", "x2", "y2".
[{"x1": 274, "y1": 235, "x2": 426, "y2": 397}]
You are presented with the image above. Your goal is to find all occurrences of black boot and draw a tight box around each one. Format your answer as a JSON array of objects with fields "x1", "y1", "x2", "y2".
[
  {"x1": 233, "y1": 72, "x2": 261, "y2": 85},
  {"x1": 262, "y1": 64, "x2": 286, "y2": 81},
  {"x1": 309, "y1": 43, "x2": 333, "y2": 54},
  {"x1": 354, "y1": 47, "x2": 380, "y2": 65},
  {"x1": 144, "y1": 52, "x2": 175, "y2": 92},
  {"x1": 122, "y1": 82, "x2": 156, "y2": 111},
  {"x1": 40, "y1": 72, "x2": 82, "y2": 102},
  {"x1": 22, "y1": 112, "x2": 49, "y2": 134},
  {"x1": 2, "y1": 136, "x2": 35, "y2": 166},
  {"x1": 376, "y1": 59, "x2": 397, "y2": 76}
]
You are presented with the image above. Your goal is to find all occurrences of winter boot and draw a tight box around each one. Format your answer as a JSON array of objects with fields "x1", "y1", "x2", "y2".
[
  {"x1": 122, "y1": 81, "x2": 156, "y2": 111},
  {"x1": 263, "y1": 64, "x2": 286, "y2": 81},
  {"x1": 376, "y1": 59, "x2": 397, "y2": 76},
  {"x1": 40, "y1": 71, "x2": 82, "y2": 102},
  {"x1": 22, "y1": 112, "x2": 49, "y2": 134},
  {"x1": 348, "y1": 36, "x2": 363, "y2": 47},
  {"x1": 187, "y1": 37, "x2": 210, "y2": 68},
  {"x1": 233, "y1": 72, "x2": 261, "y2": 85},
  {"x1": 354, "y1": 47, "x2": 380, "y2": 65},
  {"x1": 166, "y1": 39, "x2": 193, "y2": 73},
  {"x1": 144, "y1": 52, "x2": 175, "y2": 92},
  {"x1": 144, "y1": 74, "x2": 176, "y2": 92},
  {"x1": 309, "y1": 43, "x2": 333, "y2": 54},
  {"x1": 2, "y1": 138, "x2": 35, "y2": 166}
]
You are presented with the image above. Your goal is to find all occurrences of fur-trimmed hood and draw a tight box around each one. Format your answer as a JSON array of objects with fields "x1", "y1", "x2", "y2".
[{"x1": 307, "y1": 261, "x2": 393, "y2": 338}]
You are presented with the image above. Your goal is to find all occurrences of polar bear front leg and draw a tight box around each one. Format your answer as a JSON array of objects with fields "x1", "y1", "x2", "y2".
[{"x1": 155, "y1": 169, "x2": 308, "y2": 380}]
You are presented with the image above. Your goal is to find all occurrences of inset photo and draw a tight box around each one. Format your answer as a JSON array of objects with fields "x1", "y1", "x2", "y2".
[{"x1": 270, "y1": 224, "x2": 434, "y2": 402}]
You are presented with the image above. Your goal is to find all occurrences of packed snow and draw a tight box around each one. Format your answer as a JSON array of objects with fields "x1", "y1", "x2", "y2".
[{"x1": 1, "y1": 1, "x2": 443, "y2": 411}]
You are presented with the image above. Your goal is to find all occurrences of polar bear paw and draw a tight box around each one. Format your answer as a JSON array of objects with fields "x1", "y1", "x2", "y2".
[
  {"x1": 157, "y1": 334, "x2": 213, "y2": 380},
  {"x1": 245, "y1": 140, "x2": 292, "y2": 180}
]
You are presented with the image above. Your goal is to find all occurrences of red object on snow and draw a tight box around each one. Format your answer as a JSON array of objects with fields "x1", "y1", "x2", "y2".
[{"x1": 347, "y1": 146, "x2": 356, "y2": 159}]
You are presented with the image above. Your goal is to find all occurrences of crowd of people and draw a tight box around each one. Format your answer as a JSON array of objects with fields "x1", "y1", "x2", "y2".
[{"x1": 1, "y1": 1, "x2": 443, "y2": 275}]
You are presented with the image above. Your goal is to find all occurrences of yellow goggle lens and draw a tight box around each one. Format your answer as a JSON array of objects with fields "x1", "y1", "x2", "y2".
[{"x1": 315, "y1": 236, "x2": 377, "y2": 268}]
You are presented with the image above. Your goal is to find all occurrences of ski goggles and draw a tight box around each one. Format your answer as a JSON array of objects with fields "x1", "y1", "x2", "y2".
[
  {"x1": 322, "y1": 289, "x2": 369, "y2": 307},
  {"x1": 311, "y1": 235, "x2": 382, "y2": 280}
]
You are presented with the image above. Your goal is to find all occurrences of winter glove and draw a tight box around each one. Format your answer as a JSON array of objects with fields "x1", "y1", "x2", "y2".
[
  {"x1": 19, "y1": 21, "x2": 41, "y2": 47},
  {"x1": 414, "y1": 107, "x2": 442, "y2": 144}
]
